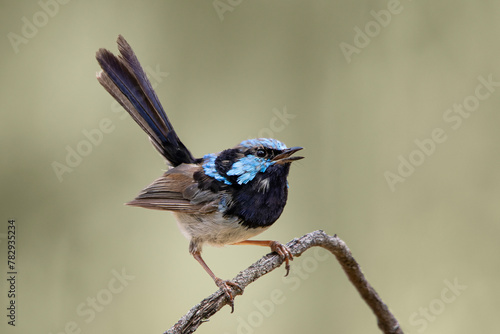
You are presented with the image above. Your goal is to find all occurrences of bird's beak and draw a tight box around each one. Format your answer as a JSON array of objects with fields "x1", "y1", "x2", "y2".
[{"x1": 272, "y1": 147, "x2": 304, "y2": 164}]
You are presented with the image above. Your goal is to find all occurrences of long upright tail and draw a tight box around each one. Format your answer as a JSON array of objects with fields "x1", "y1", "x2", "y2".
[{"x1": 96, "y1": 35, "x2": 195, "y2": 167}]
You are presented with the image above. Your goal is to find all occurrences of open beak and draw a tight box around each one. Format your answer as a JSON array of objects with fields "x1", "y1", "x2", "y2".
[{"x1": 272, "y1": 147, "x2": 304, "y2": 164}]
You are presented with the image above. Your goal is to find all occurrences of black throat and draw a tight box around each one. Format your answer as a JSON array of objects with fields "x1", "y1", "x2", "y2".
[{"x1": 224, "y1": 163, "x2": 291, "y2": 228}]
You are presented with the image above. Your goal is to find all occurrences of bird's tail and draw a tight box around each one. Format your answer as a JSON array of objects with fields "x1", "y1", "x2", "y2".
[{"x1": 96, "y1": 35, "x2": 195, "y2": 167}]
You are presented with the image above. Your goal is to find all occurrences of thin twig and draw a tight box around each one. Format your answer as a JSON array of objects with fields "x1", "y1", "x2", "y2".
[{"x1": 165, "y1": 230, "x2": 403, "y2": 334}]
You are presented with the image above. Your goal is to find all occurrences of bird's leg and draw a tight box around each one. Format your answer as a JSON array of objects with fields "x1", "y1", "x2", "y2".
[
  {"x1": 231, "y1": 240, "x2": 294, "y2": 276},
  {"x1": 192, "y1": 251, "x2": 241, "y2": 313}
]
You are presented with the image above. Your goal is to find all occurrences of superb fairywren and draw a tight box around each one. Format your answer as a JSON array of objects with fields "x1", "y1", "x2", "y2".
[{"x1": 96, "y1": 36, "x2": 303, "y2": 311}]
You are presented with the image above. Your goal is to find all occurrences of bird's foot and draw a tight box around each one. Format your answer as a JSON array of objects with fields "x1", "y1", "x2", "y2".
[
  {"x1": 269, "y1": 241, "x2": 294, "y2": 276},
  {"x1": 215, "y1": 278, "x2": 242, "y2": 313}
]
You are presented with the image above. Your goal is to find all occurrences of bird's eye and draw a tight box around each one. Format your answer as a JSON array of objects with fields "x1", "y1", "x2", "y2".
[{"x1": 256, "y1": 149, "x2": 266, "y2": 158}]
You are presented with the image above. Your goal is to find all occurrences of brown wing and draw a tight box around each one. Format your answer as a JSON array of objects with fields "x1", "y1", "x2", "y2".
[{"x1": 126, "y1": 164, "x2": 221, "y2": 213}]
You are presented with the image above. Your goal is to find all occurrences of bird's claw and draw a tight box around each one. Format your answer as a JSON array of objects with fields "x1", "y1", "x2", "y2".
[
  {"x1": 215, "y1": 278, "x2": 242, "y2": 313},
  {"x1": 270, "y1": 241, "x2": 294, "y2": 276}
]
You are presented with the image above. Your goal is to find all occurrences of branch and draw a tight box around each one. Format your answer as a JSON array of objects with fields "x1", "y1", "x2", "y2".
[{"x1": 165, "y1": 230, "x2": 403, "y2": 334}]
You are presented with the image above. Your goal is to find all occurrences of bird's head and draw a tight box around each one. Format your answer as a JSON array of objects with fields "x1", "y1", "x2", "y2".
[{"x1": 202, "y1": 138, "x2": 303, "y2": 186}]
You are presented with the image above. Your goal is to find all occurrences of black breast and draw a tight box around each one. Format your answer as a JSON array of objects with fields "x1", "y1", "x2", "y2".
[{"x1": 224, "y1": 164, "x2": 291, "y2": 228}]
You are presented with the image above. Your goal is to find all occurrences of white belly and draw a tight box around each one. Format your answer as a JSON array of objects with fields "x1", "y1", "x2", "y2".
[{"x1": 173, "y1": 211, "x2": 269, "y2": 249}]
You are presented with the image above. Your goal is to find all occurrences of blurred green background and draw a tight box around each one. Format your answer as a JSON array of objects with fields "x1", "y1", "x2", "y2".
[{"x1": 1, "y1": 1, "x2": 499, "y2": 333}]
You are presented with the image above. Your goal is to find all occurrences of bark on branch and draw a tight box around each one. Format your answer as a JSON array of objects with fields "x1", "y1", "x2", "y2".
[{"x1": 165, "y1": 230, "x2": 403, "y2": 334}]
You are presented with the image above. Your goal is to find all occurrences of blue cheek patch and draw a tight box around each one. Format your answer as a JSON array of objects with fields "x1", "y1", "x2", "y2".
[
  {"x1": 202, "y1": 154, "x2": 232, "y2": 185},
  {"x1": 227, "y1": 155, "x2": 275, "y2": 185}
]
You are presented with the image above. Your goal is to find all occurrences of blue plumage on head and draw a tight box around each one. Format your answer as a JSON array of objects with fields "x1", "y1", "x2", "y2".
[
  {"x1": 202, "y1": 138, "x2": 288, "y2": 186},
  {"x1": 227, "y1": 155, "x2": 275, "y2": 185},
  {"x1": 240, "y1": 138, "x2": 287, "y2": 150}
]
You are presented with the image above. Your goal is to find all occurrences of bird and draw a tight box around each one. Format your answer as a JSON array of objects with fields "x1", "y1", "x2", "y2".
[{"x1": 95, "y1": 35, "x2": 303, "y2": 311}]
